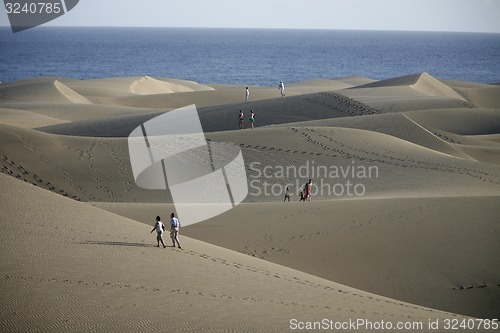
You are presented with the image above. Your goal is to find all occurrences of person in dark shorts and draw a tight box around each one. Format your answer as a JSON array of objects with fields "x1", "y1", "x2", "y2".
[
  {"x1": 250, "y1": 110, "x2": 255, "y2": 129},
  {"x1": 239, "y1": 110, "x2": 244, "y2": 129}
]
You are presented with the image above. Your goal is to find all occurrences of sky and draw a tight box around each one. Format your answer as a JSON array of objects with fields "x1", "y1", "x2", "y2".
[{"x1": 1, "y1": 0, "x2": 500, "y2": 33}]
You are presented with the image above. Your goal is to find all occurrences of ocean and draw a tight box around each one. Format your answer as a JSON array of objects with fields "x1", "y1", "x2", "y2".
[{"x1": 1, "y1": 27, "x2": 499, "y2": 85}]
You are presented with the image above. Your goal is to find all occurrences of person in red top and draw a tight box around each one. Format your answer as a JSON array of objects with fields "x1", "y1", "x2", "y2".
[{"x1": 304, "y1": 179, "x2": 312, "y2": 201}]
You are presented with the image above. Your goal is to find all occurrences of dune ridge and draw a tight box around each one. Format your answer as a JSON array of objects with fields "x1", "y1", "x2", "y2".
[
  {"x1": 409, "y1": 73, "x2": 466, "y2": 99},
  {"x1": 53, "y1": 80, "x2": 92, "y2": 104},
  {"x1": 130, "y1": 75, "x2": 215, "y2": 95},
  {"x1": 0, "y1": 77, "x2": 87, "y2": 104}
]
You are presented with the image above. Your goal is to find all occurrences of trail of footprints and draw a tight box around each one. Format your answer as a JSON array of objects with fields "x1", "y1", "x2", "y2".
[
  {"x1": 295, "y1": 128, "x2": 500, "y2": 185},
  {"x1": 0, "y1": 203, "x2": 467, "y2": 318},
  {"x1": 15, "y1": 135, "x2": 91, "y2": 199},
  {"x1": 1, "y1": 138, "x2": 130, "y2": 201},
  {"x1": 236, "y1": 127, "x2": 499, "y2": 186},
  {"x1": 2, "y1": 137, "x2": 127, "y2": 201},
  {"x1": 178, "y1": 249, "x2": 452, "y2": 316},
  {"x1": 1, "y1": 215, "x2": 455, "y2": 318},
  {"x1": 452, "y1": 284, "x2": 499, "y2": 291},
  {"x1": 3, "y1": 126, "x2": 494, "y2": 317},
  {"x1": 432, "y1": 132, "x2": 463, "y2": 145},
  {"x1": 0, "y1": 155, "x2": 82, "y2": 201},
  {"x1": 304, "y1": 92, "x2": 380, "y2": 117}
]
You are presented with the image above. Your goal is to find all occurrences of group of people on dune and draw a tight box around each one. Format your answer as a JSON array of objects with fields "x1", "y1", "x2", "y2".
[{"x1": 284, "y1": 179, "x2": 313, "y2": 202}]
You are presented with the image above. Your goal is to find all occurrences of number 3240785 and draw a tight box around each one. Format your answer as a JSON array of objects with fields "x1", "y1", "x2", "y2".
[{"x1": 5, "y1": 2, "x2": 62, "y2": 14}]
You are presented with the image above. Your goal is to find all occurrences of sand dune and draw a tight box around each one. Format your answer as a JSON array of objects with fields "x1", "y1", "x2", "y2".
[
  {"x1": 276, "y1": 113, "x2": 473, "y2": 159},
  {"x1": 94, "y1": 87, "x2": 287, "y2": 109},
  {"x1": 210, "y1": 126, "x2": 500, "y2": 199},
  {"x1": 130, "y1": 75, "x2": 214, "y2": 95},
  {"x1": 1, "y1": 173, "x2": 472, "y2": 332},
  {"x1": 38, "y1": 90, "x2": 379, "y2": 136},
  {"x1": 5, "y1": 119, "x2": 500, "y2": 205},
  {"x1": 355, "y1": 73, "x2": 464, "y2": 99},
  {"x1": 95, "y1": 196, "x2": 500, "y2": 319},
  {"x1": 181, "y1": 197, "x2": 500, "y2": 319},
  {"x1": 0, "y1": 102, "x2": 165, "y2": 122},
  {"x1": 453, "y1": 85, "x2": 500, "y2": 108},
  {"x1": 341, "y1": 73, "x2": 475, "y2": 112},
  {"x1": 0, "y1": 107, "x2": 68, "y2": 128},
  {"x1": 53, "y1": 80, "x2": 91, "y2": 104},
  {"x1": 0, "y1": 122, "x2": 164, "y2": 203},
  {"x1": 410, "y1": 73, "x2": 465, "y2": 99},
  {"x1": 404, "y1": 108, "x2": 500, "y2": 135},
  {"x1": 61, "y1": 76, "x2": 214, "y2": 99},
  {"x1": 1, "y1": 73, "x2": 499, "y2": 330},
  {"x1": 285, "y1": 76, "x2": 375, "y2": 93},
  {"x1": 0, "y1": 77, "x2": 90, "y2": 104},
  {"x1": 37, "y1": 110, "x2": 165, "y2": 137}
]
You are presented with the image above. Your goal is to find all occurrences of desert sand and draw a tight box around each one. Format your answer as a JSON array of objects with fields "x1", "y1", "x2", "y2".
[{"x1": 1, "y1": 73, "x2": 499, "y2": 331}]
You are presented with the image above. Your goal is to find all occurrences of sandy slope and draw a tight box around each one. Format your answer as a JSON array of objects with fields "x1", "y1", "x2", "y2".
[
  {"x1": 341, "y1": 73, "x2": 476, "y2": 112},
  {"x1": 37, "y1": 90, "x2": 379, "y2": 136},
  {"x1": 94, "y1": 196, "x2": 500, "y2": 319},
  {"x1": 1, "y1": 73, "x2": 499, "y2": 329},
  {"x1": 183, "y1": 197, "x2": 500, "y2": 319},
  {"x1": 0, "y1": 174, "x2": 472, "y2": 332},
  {"x1": 0, "y1": 77, "x2": 89, "y2": 104}
]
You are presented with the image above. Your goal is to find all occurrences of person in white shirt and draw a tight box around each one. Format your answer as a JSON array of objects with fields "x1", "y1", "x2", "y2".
[
  {"x1": 170, "y1": 213, "x2": 182, "y2": 249},
  {"x1": 278, "y1": 81, "x2": 285, "y2": 97},
  {"x1": 245, "y1": 86, "x2": 250, "y2": 102},
  {"x1": 150, "y1": 215, "x2": 166, "y2": 248},
  {"x1": 284, "y1": 186, "x2": 291, "y2": 202}
]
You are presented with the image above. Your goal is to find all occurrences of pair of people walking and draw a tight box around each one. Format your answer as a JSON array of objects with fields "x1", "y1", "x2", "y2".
[
  {"x1": 239, "y1": 109, "x2": 255, "y2": 129},
  {"x1": 151, "y1": 213, "x2": 182, "y2": 249}
]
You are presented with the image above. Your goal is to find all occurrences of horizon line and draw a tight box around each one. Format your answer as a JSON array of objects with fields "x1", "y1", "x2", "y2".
[{"x1": 1, "y1": 25, "x2": 499, "y2": 35}]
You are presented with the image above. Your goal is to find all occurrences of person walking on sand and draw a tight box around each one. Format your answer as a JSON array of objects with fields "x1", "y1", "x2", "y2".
[
  {"x1": 278, "y1": 81, "x2": 285, "y2": 97},
  {"x1": 299, "y1": 190, "x2": 305, "y2": 202},
  {"x1": 284, "y1": 186, "x2": 291, "y2": 202},
  {"x1": 245, "y1": 86, "x2": 250, "y2": 102},
  {"x1": 250, "y1": 110, "x2": 255, "y2": 129},
  {"x1": 304, "y1": 179, "x2": 312, "y2": 201},
  {"x1": 150, "y1": 215, "x2": 166, "y2": 248},
  {"x1": 239, "y1": 110, "x2": 244, "y2": 129},
  {"x1": 170, "y1": 213, "x2": 182, "y2": 249}
]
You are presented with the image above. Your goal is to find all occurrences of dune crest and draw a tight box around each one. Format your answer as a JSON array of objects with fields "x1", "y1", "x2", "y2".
[
  {"x1": 130, "y1": 75, "x2": 213, "y2": 95},
  {"x1": 410, "y1": 73, "x2": 465, "y2": 100},
  {"x1": 54, "y1": 80, "x2": 91, "y2": 104},
  {"x1": 354, "y1": 72, "x2": 465, "y2": 99}
]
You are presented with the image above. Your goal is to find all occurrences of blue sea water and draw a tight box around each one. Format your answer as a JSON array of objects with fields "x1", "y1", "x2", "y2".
[{"x1": 1, "y1": 27, "x2": 500, "y2": 85}]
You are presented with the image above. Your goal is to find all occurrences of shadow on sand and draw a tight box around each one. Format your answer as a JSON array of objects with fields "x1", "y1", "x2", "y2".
[{"x1": 80, "y1": 240, "x2": 154, "y2": 248}]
